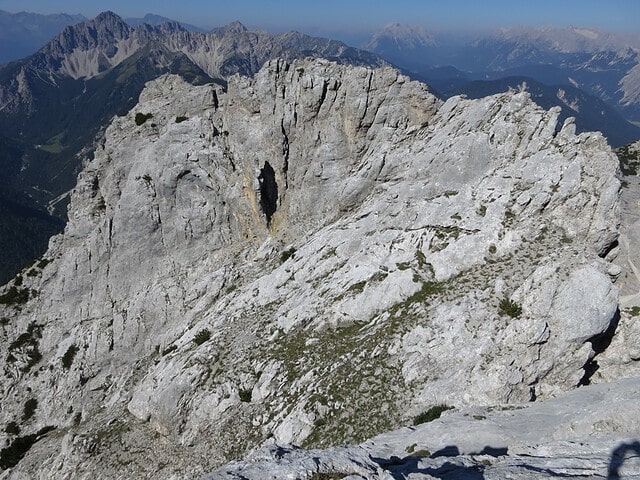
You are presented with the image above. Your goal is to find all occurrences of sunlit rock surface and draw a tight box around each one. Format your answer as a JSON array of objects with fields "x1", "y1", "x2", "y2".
[{"x1": 0, "y1": 58, "x2": 629, "y2": 478}]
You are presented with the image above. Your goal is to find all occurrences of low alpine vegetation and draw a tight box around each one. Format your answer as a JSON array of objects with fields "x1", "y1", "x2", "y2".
[
  {"x1": 61, "y1": 344, "x2": 79, "y2": 369},
  {"x1": 499, "y1": 297, "x2": 522, "y2": 318},
  {"x1": 413, "y1": 404, "x2": 453, "y2": 425},
  {"x1": 280, "y1": 247, "x2": 296, "y2": 263},
  {"x1": 135, "y1": 112, "x2": 153, "y2": 126}
]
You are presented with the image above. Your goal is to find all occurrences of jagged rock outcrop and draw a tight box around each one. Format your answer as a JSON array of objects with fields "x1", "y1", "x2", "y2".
[
  {"x1": 0, "y1": 11, "x2": 389, "y2": 287},
  {"x1": 0, "y1": 58, "x2": 626, "y2": 478}
]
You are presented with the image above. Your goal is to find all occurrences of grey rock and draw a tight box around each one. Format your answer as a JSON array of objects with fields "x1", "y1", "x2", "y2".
[
  {"x1": 206, "y1": 377, "x2": 640, "y2": 479},
  {"x1": 0, "y1": 58, "x2": 627, "y2": 478}
]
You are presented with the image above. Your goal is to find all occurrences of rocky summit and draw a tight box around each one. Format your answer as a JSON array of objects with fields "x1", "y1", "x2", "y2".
[{"x1": 0, "y1": 57, "x2": 633, "y2": 478}]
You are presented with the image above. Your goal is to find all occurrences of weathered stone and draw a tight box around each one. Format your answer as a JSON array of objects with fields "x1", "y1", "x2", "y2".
[
  {"x1": 205, "y1": 377, "x2": 640, "y2": 480},
  {"x1": 0, "y1": 58, "x2": 627, "y2": 478}
]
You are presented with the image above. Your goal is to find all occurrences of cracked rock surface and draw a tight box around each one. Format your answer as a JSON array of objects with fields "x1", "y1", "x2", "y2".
[
  {"x1": 0, "y1": 58, "x2": 630, "y2": 478},
  {"x1": 207, "y1": 377, "x2": 640, "y2": 479}
]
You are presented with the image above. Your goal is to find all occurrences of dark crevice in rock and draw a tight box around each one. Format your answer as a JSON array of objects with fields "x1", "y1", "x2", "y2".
[
  {"x1": 258, "y1": 161, "x2": 278, "y2": 226},
  {"x1": 578, "y1": 359, "x2": 600, "y2": 387},
  {"x1": 528, "y1": 383, "x2": 537, "y2": 402},
  {"x1": 599, "y1": 238, "x2": 619, "y2": 259},
  {"x1": 281, "y1": 122, "x2": 289, "y2": 189},
  {"x1": 318, "y1": 79, "x2": 328, "y2": 110},
  {"x1": 212, "y1": 90, "x2": 219, "y2": 109},
  {"x1": 578, "y1": 308, "x2": 620, "y2": 387}
]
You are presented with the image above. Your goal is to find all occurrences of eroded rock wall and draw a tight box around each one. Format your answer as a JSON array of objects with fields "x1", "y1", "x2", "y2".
[{"x1": 0, "y1": 58, "x2": 625, "y2": 478}]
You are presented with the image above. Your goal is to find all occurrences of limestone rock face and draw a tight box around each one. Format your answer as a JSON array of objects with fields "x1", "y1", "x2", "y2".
[
  {"x1": 0, "y1": 58, "x2": 626, "y2": 478},
  {"x1": 206, "y1": 377, "x2": 640, "y2": 479}
]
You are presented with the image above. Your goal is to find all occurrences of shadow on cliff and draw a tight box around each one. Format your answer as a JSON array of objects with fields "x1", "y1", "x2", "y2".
[
  {"x1": 375, "y1": 445, "x2": 507, "y2": 479},
  {"x1": 608, "y1": 440, "x2": 640, "y2": 479}
]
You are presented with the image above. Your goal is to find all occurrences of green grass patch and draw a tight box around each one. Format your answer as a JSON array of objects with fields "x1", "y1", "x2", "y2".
[
  {"x1": 616, "y1": 144, "x2": 640, "y2": 176},
  {"x1": 499, "y1": 297, "x2": 522, "y2": 318},
  {"x1": 347, "y1": 281, "x2": 366, "y2": 295},
  {"x1": 413, "y1": 405, "x2": 453, "y2": 425},
  {"x1": 7, "y1": 323, "x2": 42, "y2": 373},
  {"x1": 0, "y1": 286, "x2": 30, "y2": 305},
  {"x1": 4, "y1": 421, "x2": 20, "y2": 435},
  {"x1": 135, "y1": 112, "x2": 153, "y2": 126},
  {"x1": 280, "y1": 247, "x2": 296, "y2": 263},
  {"x1": 22, "y1": 398, "x2": 38, "y2": 423},
  {"x1": 239, "y1": 389, "x2": 252, "y2": 403},
  {"x1": 38, "y1": 132, "x2": 67, "y2": 153},
  {"x1": 626, "y1": 306, "x2": 640, "y2": 317},
  {"x1": 0, "y1": 426, "x2": 55, "y2": 470},
  {"x1": 162, "y1": 345, "x2": 178, "y2": 356},
  {"x1": 61, "y1": 344, "x2": 79, "y2": 369}
]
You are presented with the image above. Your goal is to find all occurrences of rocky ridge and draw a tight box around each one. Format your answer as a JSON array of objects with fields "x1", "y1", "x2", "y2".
[
  {"x1": 0, "y1": 11, "x2": 386, "y2": 115},
  {"x1": 0, "y1": 11, "x2": 388, "y2": 286},
  {"x1": 0, "y1": 58, "x2": 631, "y2": 478}
]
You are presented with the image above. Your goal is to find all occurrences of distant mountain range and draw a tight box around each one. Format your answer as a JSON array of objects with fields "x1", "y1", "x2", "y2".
[
  {"x1": 124, "y1": 13, "x2": 205, "y2": 32},
  {"x1": 0, "y1": 10, "x2": 87, "y2": 63},
  {"x1": 0, "y1": 10, "x2": 204, "y2": 64},
  {"x1": 364, "y1": 23, "x2": 640, "y2": 138},
  {"x1": 0, "y1": 11, "x2": 387, "y2": 284}
]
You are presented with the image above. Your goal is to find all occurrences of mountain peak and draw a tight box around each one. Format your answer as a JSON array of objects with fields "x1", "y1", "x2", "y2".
[
  {"x1": 0, "y1": 58, "x2": 624, "y2": 476},
  {"x1": 224, "y1": 20, "x2": 247, "y2": 33},
  {"x1": 93, "y1": 10, "x2": 125, "y2": 25},
  {"x1": 366, "y1": 22, "x2": 436, "y2": 51},
  {"x1": 211, "y1": 20, "x2": 247, "y2": 35},
  {"x1": 38, "y1": 11, "x2": 134, "y2": 78},
  {"x1": 86, "y1": 10, "x2": 131, "y2": 38}
]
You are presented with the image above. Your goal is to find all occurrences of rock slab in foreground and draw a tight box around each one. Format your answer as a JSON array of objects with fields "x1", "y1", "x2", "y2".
[{"x1": 207, "y1": 377, "x2": 640, "y2": 479}]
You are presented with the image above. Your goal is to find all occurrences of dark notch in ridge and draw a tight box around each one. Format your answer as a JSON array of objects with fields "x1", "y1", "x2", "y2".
[{"x1": 258, "y1": 161, "x2": 278, "y2": 226}]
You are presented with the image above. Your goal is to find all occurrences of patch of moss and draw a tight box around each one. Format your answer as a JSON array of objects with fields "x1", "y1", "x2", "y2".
[
  {"x1": 498, "y1": 297, "x2": 522, "y2": 318},
  {"x1": 413, "y1": 405, "x2": 453, "y2": 425},
  {"x1": 61, "y1": 344, "x2": 79, "y2": 369},
  {"x1": 134, "y1": 112, "x2": 153, "y2": 126}
]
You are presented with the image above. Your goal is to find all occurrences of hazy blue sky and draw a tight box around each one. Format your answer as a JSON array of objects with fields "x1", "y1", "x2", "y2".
[{"x1": 1, "y1": 0, "x2": 639, "y2": 41}]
